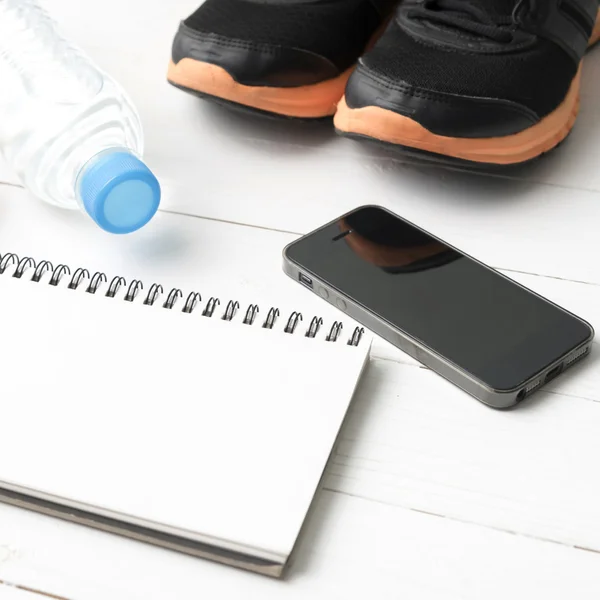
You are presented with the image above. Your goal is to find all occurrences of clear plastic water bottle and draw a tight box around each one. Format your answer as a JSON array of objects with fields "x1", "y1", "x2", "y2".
[{"x1": 0, "y1": 0, "x2": 161, "y2": 234}]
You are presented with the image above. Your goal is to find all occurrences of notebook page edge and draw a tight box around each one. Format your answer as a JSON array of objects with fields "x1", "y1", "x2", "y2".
[
  {"x1": 0, "y1": 479, "x2": 287, "y2": 566},
  {"x1": 0, "y1": 484, "x2": 285, "y2": 578}
]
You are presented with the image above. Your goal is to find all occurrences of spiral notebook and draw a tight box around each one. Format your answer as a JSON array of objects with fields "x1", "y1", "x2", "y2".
[{"x1": 0, "y1": 252, "x2": 370, "y2": 578}]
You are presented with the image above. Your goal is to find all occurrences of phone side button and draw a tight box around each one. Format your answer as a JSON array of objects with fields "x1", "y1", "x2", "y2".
[
  {"x1": 336, "y1": 298, "x2": 347, "y2": 311},
  {"x1": 319, "y1": 287, "x2": 330, "y2": 300}
]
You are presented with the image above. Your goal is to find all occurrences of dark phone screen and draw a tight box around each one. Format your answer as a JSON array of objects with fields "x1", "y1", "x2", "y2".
[{"x1": 287, "y1": 206, "x2": 592, "y2": 390}]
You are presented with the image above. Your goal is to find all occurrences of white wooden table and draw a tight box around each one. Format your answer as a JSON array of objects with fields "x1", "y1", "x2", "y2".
[{"x1": 1, "y1": 1, "x2": 600, "y2": 598}]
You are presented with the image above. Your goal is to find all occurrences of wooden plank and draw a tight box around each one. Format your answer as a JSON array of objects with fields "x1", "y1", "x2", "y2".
[
  {"x1": 0, "y1": 186, "x2": 599, "y2": 552},
  {"x1": 1, "y1": 491, "x2": 600, "y2": 600},
  {"x1": 0, "y1": 582, "x2": 64, "y2": 600},
  {"x1": 329, "y1": 358, "x2": 600, "y2": 551}
]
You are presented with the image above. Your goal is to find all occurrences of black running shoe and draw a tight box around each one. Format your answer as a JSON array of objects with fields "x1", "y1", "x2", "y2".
[
  {"x1": 168, "y1": 0, "x2": 397, "y2": 119},
  {"x1": 335, "y1": 0, "x2": 600, "y2": 165}
]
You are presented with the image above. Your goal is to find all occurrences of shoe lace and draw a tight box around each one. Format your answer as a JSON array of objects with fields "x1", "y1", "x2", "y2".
[{"x1": 406, "y1": 0, "x2": 536, "y2": 43}]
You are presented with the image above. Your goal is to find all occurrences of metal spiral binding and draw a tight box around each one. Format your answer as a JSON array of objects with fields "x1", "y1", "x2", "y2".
[
  {"x1": 87, "y1": 272, "x2": 107, "y2": 294},
  {"x1": 222, "y1": 300, "x2": 239, "y2": 321},
  {"x1": 106, "y1": 276, "x2": 126, "y2": 298},
  {"x1": 285, "y1": 312, "x2": 302, "y2": 334},
  {"x1": 306, "y1": 317, "x2": 323, "y2": 339},
  {"x1": 263, "y1": 308, "x2": 280, "y2": 329},
  {"x1": 243, "y1": 304, "x2": 259, "y2": 325},
  {"x1": 69, "y1": 268, "x2": 90, "y2": 290},
  {"x1": 14, "y1": 257, "x2": 35, "y2": 279},
  {"x1": 0, "y1": 252, "x2": 367, "y2": 346},
  {"x1": 183, "y1": 292, "x2": 201, "y2": 314},
  {"x1": 0, "y1": 253, "x2": 17, "y2": 274},
  {"x1": 348, "y1": 327, "x2": 365, "y2": 347},
  {"x1": 49, "y1": 265, "x2": 70, "y2": 286},
  {"x1": 124, "y1": 280, "x2": 143, "y2": 302},
  {"x1": 144, "y1": 284, "x2": 164, "y2": 306},
  {"x1": 326, "y1": 321, "x2": 343, "y2": 342},
  {"x1": 163, "y1": 288, "x2": 182, "y2": 310},
  {"x1": 203, "y1": 297, "x2": 220, "y2": 317},
  {"x1": 31, "y1": 261, "x2": 53, "y2": 283}
]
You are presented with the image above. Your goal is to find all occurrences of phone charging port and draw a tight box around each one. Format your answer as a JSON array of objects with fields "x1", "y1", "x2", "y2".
[
  {"x1": 299, "y1": 273, "x2": 313, "y2": 289},
  {"x1": 545, "y1": 364, "x2": 562, "y2": 383}
]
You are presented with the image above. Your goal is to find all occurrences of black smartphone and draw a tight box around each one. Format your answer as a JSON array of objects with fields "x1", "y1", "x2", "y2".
[{"x1": 283, "y1": 205, "x2": 594, "y2": 408}]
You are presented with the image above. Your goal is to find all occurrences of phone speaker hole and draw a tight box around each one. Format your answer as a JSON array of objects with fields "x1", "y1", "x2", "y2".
[
  {"x1": 518, "y1": 377, "x2": 544, "y2": 401},
  {"x1": 564, "y1": 346, "x2": 590, "y2": 370}
]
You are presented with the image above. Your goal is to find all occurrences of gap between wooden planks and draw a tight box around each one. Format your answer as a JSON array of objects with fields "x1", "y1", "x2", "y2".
[{"x1": 0, "y1": 580, "x2": 70, "y2": 600}]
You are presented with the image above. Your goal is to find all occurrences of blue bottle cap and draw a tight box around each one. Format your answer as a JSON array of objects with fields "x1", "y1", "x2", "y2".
[{"x1": 78, "y1": 150, "x2": 161, "y2": 234}]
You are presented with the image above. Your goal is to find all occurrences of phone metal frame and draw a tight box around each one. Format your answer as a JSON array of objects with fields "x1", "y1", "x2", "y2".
[{"x1": 283, "y1": 206, "x2": 594, "y2": 409}]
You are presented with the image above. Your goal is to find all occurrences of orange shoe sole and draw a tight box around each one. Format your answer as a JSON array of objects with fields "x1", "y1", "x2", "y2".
[
  {"x1": 334, "y1": 10, "x2": 600, "y2": 166},
  {"x1": 165, "y1": 16, "x2": 392, "y2": 120},
  {"x1": 167, "y1": 59, "x2": 353, "y2": 119}
]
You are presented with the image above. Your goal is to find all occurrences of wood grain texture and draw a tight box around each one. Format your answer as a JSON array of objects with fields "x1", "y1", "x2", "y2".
[
  {"x1": 1, "y1": 493, "x2": 600, "y2": 600},
  {"x1": 0, "y1": 581, "x2": 66, "y2": 600},
  {"x1": 0, "y1": 0, "x2": 599, "y2": 596},
  {"x1": 0, "y1": 189, "x2": 599, "y2": 597}
]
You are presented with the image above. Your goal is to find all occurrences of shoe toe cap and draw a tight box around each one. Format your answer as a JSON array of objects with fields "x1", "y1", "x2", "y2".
[
  {"x1": 345, "y1": 64, "x2": 541, "y2": 138},
  {"x1": 172, "y1": 23, "x2": 340, "y2": 87}
]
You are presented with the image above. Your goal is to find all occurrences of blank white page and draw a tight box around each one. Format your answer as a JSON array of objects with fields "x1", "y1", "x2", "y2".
[{"x1": 0, "y1": 275, "x2": 369, "y2": 564}]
